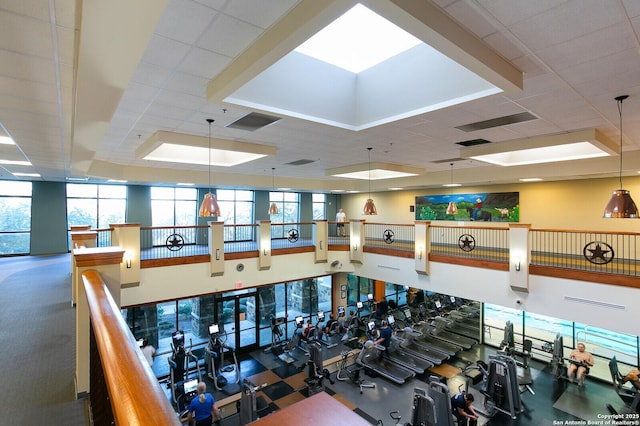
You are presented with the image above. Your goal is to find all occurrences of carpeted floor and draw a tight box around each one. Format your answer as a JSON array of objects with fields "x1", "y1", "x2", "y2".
[{"x1": 0, "y1": 254, "x2": 89, "y2": 426}]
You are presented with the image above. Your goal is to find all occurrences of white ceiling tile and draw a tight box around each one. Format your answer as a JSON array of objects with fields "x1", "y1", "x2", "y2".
[
  {"x1": 197, "y1": 13, "x2": 263, "y2": 58},
  {"x1": 155, "y1": 0, "x2": 218, "y2": 45}
]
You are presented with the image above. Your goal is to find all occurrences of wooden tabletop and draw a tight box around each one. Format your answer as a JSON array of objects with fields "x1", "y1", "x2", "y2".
[{"x1": 249, "y1": 391, "x2": 371, "y2": 426}]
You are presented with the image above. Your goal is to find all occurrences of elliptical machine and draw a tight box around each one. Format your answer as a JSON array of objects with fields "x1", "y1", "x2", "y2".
[
  {"x1": 267, "y1": 315, "x2": 295, "y2": 364},
  {"x1": 336, "y1": 349, "x2": 375, "y2": 394},
  {"x1": 205, "y1": 323, "x2": 240, "y2": 395},
  {"x1": 168, "y1": 330, "x2": 201, "y2": 410}
]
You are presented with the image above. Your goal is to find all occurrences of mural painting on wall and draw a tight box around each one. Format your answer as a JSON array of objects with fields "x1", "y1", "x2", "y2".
[{"x1": 415, "y1": 192, "x2": 519, "y2": 222}]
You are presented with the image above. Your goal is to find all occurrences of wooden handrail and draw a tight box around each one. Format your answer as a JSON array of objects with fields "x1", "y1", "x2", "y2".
[{"x1": 82, "y1": 270, "x2": 180, "y2": 425}]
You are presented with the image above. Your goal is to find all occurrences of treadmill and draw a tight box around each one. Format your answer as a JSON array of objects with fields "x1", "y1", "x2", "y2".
[
  {"x1": 385, "y1": 316, "x2": 433, "y2": 374},
  {"x1": 357, "y1": 340, "x2": 415, "y2": 385},
  {"x1": 396, "y1": 327, "x2": 449, "y2": 365},
  {"x1": 437, "y1": 315, "x2": 481, "y2": 341},
  {"x1": 411, "y1": 322, "x2": 463, "y2": 357},
  {"x1": 423, "y1": 319, "x2": 477, "y2": 350}
]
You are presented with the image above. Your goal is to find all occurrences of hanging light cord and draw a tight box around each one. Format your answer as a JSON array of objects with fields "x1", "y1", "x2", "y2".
[
  {"x1": 617, "y1": 97, "x2": 625, "y2": 189},
  {"x1": 206, "y1": 118, "x2": 214, "y2": 191},
  {"x1": 367, "y1": 147, "x2": 372, "y2": 199}
]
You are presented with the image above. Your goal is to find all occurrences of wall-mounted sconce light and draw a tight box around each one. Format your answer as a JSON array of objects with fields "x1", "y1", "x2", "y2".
[
  {"x1": 320, "y1": 241, "x2": 323, "y2": 250},
  {"x1": 263, "y1": 249, "x2": 268, "y2": 256},
  {"x1": 515, "y1": 256, "x2": 521, "y2": 271},
  {"x1": 417, "y1": 246, "x2": 424, "y2": 260},
  {"x1": 215, "y1": 249, "x2": 220, "y2": 261},
  {"x1": 125, "y1": 253, "x2": 132, "y2": 269},
  {"x1": 353, "y1": 244, "x2": 358, "y2": 251}
]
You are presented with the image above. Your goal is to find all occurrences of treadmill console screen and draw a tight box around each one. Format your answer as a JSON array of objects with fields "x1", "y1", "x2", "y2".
[
  {"x1": 317, "y1": 311, "x2": 325, "y2": 322},
  {"x1": 368, "y1": 321, "x2": 375, "y2": 331},
  {"x1": 183, "y1": 379, "x2": 198, "y2": 396},
  {"x1": 356, "y1": 301, "x2": 363, "y2": 309},
  {"x1": 209, "y1": 324, "x2": 219, "y2": 335},
  {"x1": 387, "y1": 315, "x2": 395, "y2": 325}
]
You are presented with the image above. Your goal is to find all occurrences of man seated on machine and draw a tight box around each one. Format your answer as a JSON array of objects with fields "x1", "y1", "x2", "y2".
[
  {"x1": 324, "y1": 313, "x2": 339, "y2": 336},
  {"x1": 567, "y1": 342, "x2": 595, "y2": 387}
]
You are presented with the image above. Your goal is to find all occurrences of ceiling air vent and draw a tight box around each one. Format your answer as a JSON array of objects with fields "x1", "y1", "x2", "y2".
[
  {"x1": 285, "y1": 159, "x2": 316, "y2": 166},
  {"x1": 226, "y1": 112, "x2": 282, "y2": 131},
  {"x1": 456, "y1": 139, "x2": 492, "y2": 147},
  {"x1": 455, "y1": 112, "x2": 537, "y2": 132}
]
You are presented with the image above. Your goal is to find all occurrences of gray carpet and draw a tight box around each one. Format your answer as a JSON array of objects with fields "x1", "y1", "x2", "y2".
[{"x1": 0, "y1": 254, "x2": 89, "y2": 426}]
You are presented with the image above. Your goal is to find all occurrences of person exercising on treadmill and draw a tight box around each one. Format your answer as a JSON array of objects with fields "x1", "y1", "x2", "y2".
[{"x1": 374, "y1": 320, "x2": 392, "y2": 360}]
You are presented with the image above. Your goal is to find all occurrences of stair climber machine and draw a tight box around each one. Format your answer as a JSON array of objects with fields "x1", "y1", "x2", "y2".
[
  {"x1": 266, "y1": 315, "x2": 295, "y2": 365},
  {"x1": 205, "y1": 323, "x2": 240, "y2": 395},
  {"x1": 168, "y1": 330, "x2": 202, "y2": 412}
]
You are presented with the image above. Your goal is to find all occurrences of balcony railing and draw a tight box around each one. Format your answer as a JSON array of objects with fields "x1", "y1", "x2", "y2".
[
  {"x1": 430, "y1": 224, "x2": 509, "y2": 262},
  {"x1": 531, "y1": 228, "x2": 640, "y2": 277},
  {"x1": 364, "y1": 222, "x2": 414, "y2": 253},
  {"x1": 94, "y1": 221, "x2": 640, "y2": 284}
]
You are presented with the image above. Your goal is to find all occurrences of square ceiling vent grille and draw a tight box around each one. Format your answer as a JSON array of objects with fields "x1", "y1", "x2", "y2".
[{"x1": 226, "y1": 112, "x2": 282, "y2": 131}]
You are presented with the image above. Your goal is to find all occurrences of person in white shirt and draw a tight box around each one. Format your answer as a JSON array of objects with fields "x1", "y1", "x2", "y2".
[
  {"x1": 141, "y1": 339, "x2": 156, "y2": 368},
  {"x1": 335, "y1": 208, "x2": 347, "y2": 236}
]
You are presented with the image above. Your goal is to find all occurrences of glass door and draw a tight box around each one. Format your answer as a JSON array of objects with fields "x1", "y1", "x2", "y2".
[{"x1": 216, "y1": 293, "x2": 258, "y2": 354}]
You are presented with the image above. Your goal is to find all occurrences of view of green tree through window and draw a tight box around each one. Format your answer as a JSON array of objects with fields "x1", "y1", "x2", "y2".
[
  {"x1": 0, "y1": 181, "x2": 32, "y2": 255},
  {"x1": 67, "y1": 184, "x2": 127, "y2": 229}
]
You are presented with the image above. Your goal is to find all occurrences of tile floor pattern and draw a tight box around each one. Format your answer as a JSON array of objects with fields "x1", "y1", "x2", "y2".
[{"x1": 163, "y1": 342, "x2": 636, "y2": 425}]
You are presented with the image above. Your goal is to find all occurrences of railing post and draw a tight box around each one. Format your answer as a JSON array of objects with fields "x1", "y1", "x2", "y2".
[
  {"x1": 415, "y1": 220, "x2": 431, "y2": 274},
  {"x1": 70, "y1": 230, "x2": 98, "y2": 305},
  {"x1": 110, "y1": 223, "x2": 140, "y2": 286},
  {"x1": 313, "y1": 220, "x2": 328, "y2": 263},
  {"x1": 509, "y1": 223, "x2": 531, "y2": 292},
  {"x1": 209, "y1": 221, "x2": 225, "y2": 276},
  {"x1": 259, "y1": 220, "x2": 272, "y2": 270},
  {"x1": 350, "y1": 220, "x2": 365, "y2": 263},
  {"x1": 73, "y1": 248, "x2": 124, "y2": 398}
]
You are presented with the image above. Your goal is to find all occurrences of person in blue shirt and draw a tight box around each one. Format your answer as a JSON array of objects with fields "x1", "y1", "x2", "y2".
[
  {"x1": 374, "y1": 320, "x2": 392, "y2": 360},
  {"x1": 451, "y1": 392, "x2": 478, "y2": 425},
  {"x1": 187, "y1": 382, "x2": 221, "y2": 426}
]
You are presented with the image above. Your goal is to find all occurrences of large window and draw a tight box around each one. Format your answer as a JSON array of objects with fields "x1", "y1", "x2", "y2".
[
  {"x1": 217, "y1": 190, "x2": 254, "y2": 241},
  {"x1": 312, "y1": 193, "x2": 326, "y2": 220},
  {"x1": 151, "y1": 187, "x2": 197, "y2": 226},
  {"x1": 483, "y1": 303, "x2": 639, "y2": 383},
  {"x1": 269, "y1": 191, "x2": 299, "y2": 238},
  {"x1": 0, "y1": 181, "x2": 32, "y2": 255},
  {"x1": 67, "y1": 184, "x2": 127, "y2": 229},
  {"x1": 346, "y1": 274, "x2": 374, "y2": 316}
]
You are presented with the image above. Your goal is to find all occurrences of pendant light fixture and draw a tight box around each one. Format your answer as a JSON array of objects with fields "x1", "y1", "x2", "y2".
[
  {"x1": 603, "y1": 95, "x2": 639, "y2": 218},
  {"x1": 268, "y1": 167, "x2": 279, "y2": 215},
  {"x1": 445, "y1": 163, "x2": 458, "y2": 215},
  {"x1": 199, "y1": 119, "x2": 221, "y2": 217},
  {"x1": 363, "y1": 147, "x2": 377, "y2": 215}
]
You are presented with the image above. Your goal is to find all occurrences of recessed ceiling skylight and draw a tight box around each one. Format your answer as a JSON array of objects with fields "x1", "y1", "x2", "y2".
[
  {"x1": 332, "y1": 169, "x2": 418, "y2": 180},
  {"x1": 294, "y1": 4, "x2": 421, "y2": 73},
  {"x1": 0, "y1": 136, "x2": 15, "y2": 145}
]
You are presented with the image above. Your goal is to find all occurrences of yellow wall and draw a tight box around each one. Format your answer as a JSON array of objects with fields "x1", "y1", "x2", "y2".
[{"x1": 341, "y1": 175, "x2": 640, "y2": 232}]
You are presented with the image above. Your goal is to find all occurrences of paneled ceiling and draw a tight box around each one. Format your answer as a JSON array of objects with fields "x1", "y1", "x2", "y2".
[{"x1": 2, "y1": 0, "x2": 640, "y2": 193}]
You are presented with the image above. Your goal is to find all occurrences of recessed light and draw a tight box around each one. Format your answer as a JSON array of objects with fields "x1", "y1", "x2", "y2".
[
  {"x1": 0, "y1": 159, "x2": 31, "y2": 166},
  {"x1": 107, "y1": 179, "x2": 127, "y2": 183},
  {"x1": 443, "y1": 183, "x2": 462, "y2": 187},
  {"x1": 13, "y1": 172, "x2": 40, "y2": 177},
  {"x1": 519, "y1": 178, "x2": 543, "y2": 182}
]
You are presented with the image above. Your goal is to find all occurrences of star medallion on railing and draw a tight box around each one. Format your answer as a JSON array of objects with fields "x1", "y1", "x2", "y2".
[
  {"x1": 383, "y1": 229, "x2": 395, "y2": 244},
  {"x1": 287, "y1": 228, "x2": 299, "y2": 243},
  {"x1": 166, "y1": 233, "x2": 185, "y2": 251},
  {"x1": 583, "y1": 241, "x2": 614, "y2": 265},
  {"x1": 458, "y1": 234, "x2": 476, "y2": 252}
]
